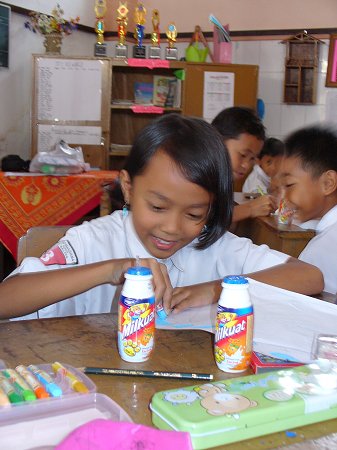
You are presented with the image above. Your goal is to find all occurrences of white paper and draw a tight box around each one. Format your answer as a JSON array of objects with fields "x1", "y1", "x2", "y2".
[
  {"x1": 203, "y1": 71, "x2": 234, "y2": 122},
  {"x1": 37, "y1": 125, "x2": 102, "y2": 153},
  {"x1": 156, "y1": 279, "x2": 337, "y2": 363},
  {"x1": 37, "y1": 58, "x2": 102, "y2": 121}
]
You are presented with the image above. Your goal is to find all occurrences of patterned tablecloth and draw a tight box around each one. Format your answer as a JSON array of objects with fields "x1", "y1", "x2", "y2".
[{"x1": 0, "y1": 170, "x2": 119, "y2": 260}]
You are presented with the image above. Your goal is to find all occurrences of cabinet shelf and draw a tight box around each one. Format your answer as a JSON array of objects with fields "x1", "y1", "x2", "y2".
[
  {"x1": 109, "y1": 60, "x2": 259, "y2": 170},
  {"x1": 282, "y1": 33, "x2": 323, "y2": 105}
]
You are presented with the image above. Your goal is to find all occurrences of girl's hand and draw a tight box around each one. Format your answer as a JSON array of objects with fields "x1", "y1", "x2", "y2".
[
  {"x1": 108, "y1": 258, "x2": 172, "y2": 305},
  {"x1": 164, "y1": 280, "x2": 222, "y2": 313}
]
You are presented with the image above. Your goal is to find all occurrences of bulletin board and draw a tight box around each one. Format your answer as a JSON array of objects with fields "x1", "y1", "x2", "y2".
[
  {"x1": 31, "y1": 55, "x2": 112, "y2": 169},
  {"x1": 183, "y1": 62, "x2": 259, "y2": 119}
]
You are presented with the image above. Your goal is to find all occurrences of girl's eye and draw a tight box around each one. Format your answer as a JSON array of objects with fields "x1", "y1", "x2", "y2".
[
  {"x1": 285, "y1": 183, "x2": 294, "y2": 188},
  {"x1": 187, "y1": 213, "x2": 204, "y2": 221},
  {"x1": 151, "y1": 205, "x2": 164, "y2": 212}
]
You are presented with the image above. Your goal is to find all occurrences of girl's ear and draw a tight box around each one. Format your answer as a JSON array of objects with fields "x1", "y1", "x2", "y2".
[
  {"x1": 320, "y1": 170, "x2": 337, "y2": 196},
  {"x1": 119, "y1": 170, "x2": 132, "y2": 204}
]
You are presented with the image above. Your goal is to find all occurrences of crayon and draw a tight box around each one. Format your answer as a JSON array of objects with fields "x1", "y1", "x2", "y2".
[
  {"x1": 28, "y1": 365, "x2": 62, "y2": 397},
  {"x1": 0, "y1": 373, "x2": 23, "y2": 404},
  {"x1": 15, "y1": 365, "x2": 49, "y2": 399},
  {"x1": 3, "y1": 369, "x2": 36, "y2": 402},
  {"x1": 52, "y1": 362, "x2": 89, "y2": 393},
  {"x1": 0, "y1": 385, "x2": 11, "y2": 406}
]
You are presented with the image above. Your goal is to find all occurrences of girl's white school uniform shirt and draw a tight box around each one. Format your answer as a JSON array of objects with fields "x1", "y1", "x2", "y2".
[
  {"x1": 10, "y1": 211, "x2": 289, "y2": 320},
  {"x1": 242, "y1": 165, "x2": 270, "y2": 194},
  {"x1": 299, "y1": 205, "x2": 337, "y2": 294}
]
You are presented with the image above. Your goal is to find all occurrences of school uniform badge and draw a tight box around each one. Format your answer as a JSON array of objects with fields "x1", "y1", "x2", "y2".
[{"x1": 40, "y1": 241, "x2": 78, "y2": 265}]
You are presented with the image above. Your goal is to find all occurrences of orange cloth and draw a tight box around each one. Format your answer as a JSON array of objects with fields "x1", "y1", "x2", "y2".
[{"x1": 0, "y1": 171, "x2": 119, "y2": 259}]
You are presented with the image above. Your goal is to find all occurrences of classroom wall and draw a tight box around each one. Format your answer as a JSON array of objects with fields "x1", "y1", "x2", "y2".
[
  {"x1": 1, "y1": 3, "x2": 336, "y2": 162},
  {"x1": 5, "y1": 0, "x2": 337, "y2": 31}
]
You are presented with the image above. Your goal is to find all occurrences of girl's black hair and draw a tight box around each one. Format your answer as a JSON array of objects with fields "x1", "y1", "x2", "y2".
[
  {"x1": 212, "y1": 106, "x2": 266, "y2": 141},
  {"x1": 124, "y1": 113, "x2": 233, "y2": 249}
]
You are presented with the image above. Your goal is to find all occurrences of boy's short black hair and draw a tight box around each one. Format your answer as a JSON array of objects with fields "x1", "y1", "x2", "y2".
[
  {"x1": 284, "y1": 125, "x2": 337, "y2": 177},
  {"x1": 211, "y1": 106, "x2": 266, "y2": 141},
  {"x1": 124, "y1": 113, "x2": 233, "y2": 249},
  {"x1": 259, "y1": 137, "x2": 285, "y2": 159}
]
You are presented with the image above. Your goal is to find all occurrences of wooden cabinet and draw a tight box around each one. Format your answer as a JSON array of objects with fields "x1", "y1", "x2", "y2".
[
  {"x1": 109, "y1": 60, "x2": 259, "y2": 170},
  {"x1": 109, "y1": 59, "x2": 186, "y2": 170},
  {"x1": 282, "y1": 33, "x2": 323, "y2": 105}
]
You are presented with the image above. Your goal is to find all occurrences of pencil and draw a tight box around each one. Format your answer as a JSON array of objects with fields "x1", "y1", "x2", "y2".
[{"x1": 81, "y1": 367, "x2": 213, "y2": 380}]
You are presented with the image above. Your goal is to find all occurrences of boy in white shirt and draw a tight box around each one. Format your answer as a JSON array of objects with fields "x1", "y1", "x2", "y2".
[
  {"x1": 280, "y1": 124, "x2": 337, "y2": 294},
  {"x1": 243, "y1": 137, "x2": 285, "y2": 194}
]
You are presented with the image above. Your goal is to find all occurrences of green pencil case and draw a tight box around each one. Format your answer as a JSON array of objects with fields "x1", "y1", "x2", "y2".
[{"x1": 150, "y1": 363, "x2": 337, "y2": 449}]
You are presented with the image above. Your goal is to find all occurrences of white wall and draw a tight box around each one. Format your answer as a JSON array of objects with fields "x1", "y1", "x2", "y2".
[{"x1": 0, "y1": 10, "x2": 336, "y2": 162}]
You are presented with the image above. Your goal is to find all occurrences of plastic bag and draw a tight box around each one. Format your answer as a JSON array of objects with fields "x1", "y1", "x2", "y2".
[{"x1": 29, "y1": 140, "x2": 90, "y2": 174}]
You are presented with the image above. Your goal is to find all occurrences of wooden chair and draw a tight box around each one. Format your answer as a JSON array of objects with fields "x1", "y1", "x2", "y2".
[{"x1": 17, "y1": 225, "x2": 72, "y2": 265}]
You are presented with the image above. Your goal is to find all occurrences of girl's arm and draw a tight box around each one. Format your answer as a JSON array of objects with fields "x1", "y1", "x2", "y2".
[
  {"x1": 167, "y1": 258, "x2": 324, "y2": 313},
  {"x1": 0, "y1": 258, "x2": 171, "y2": 319}
]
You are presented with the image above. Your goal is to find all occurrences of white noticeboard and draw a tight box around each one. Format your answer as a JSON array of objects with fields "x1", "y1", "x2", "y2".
[
  {"x1": 37, "y1": 58, "x2": 102, "y2": 121},
  {"x1": 37, "y1": 125, "x2": 102, "y2": 153},
  {"x1": 203, "y1": 71, "x2": 235, "y2": 122}
]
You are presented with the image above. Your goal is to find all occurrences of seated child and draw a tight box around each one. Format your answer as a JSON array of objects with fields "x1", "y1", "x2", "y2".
[
  {"x1": 0, "y1": 114, "x2": 323, "y2": 320},
  {"x1": 212, "y1": 107, "x2": 277, "y2": 222},
  {"x1": 280, "y1": 124, "x2": 337, "y2": 294},
  {"x1": 242, "y1": 137, "x2": 285, "y2": 194}
]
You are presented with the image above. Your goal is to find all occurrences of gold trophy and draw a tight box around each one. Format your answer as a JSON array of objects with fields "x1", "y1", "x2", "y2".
[
  {"x1": 94, "y1": 0, "x2": 107, "y2": 56},
  {"x1": 115, "y1": 2, "x2": 129, "y2": 59},
  {"x1": 133, "y1": 2, "x2": 146, "y2": 58},
  {"x1": 165, "y1": 22, "x2": 178, "y2": 60},
  {"x1": 149, "y1": 9, "x2": 161, "y2": 59}
]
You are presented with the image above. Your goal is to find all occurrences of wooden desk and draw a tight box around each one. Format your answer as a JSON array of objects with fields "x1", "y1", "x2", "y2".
[
  {"x1": 1, "y1": 314, "x2": 337, "y2": 450},
  {"x1": 236, "y1": 216, "x2": 316, "y2": 258},
  {"x1": 233, "y1": 193, "x2": 316, "y2": 258},
  {"x1": 0, "y1": 171, "x2": 119, "y2": 260}
]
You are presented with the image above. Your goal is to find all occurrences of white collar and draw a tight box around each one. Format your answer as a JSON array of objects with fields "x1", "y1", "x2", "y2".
[{"x1": 316, "y1": 205, "x2": 337, "y2": 234}]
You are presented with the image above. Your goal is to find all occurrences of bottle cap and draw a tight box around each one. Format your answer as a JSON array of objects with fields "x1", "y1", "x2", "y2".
[
  {"x1": 222, "y1": 275, "x2": 248, "y2": 284},
  {"x1": 126, "y1": 266, "x2": 152, "y2": 276}
]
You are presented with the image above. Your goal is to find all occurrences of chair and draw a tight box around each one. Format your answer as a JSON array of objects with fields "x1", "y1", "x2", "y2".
[{"x1": 17, "y1": 225, "x2": 72, "y2": 265}]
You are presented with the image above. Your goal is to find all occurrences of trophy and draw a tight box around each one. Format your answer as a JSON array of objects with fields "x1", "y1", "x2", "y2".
[
  {"x1": 115, "y1": 2, "x2": 129, "y2": 59},
  {"x1": 149, "y1": 9, "x2": 161, "y2": 59},
  {"x1": 94, "y1": 0, "x2": 107, "y2": 56},
  {"x1": 133, "y1": 2, "x2": 146, "y2": 58},
  {"x1": 165, "y1": 23, "x2": 178, "y2": 60}
]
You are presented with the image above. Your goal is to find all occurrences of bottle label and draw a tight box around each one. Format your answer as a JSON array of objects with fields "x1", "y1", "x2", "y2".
[
  {"x1": 215, "y1": 305, "x2": 254, "y2": 372},
  {"x1": 118, "y1": 295, "x2": 155, "y2": 362}
]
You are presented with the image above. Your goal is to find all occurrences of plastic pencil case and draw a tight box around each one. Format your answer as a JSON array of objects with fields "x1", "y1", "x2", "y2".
[
  {"x1": 0, "y1": 361, "x2": 133, "y2": 450},
  {"x1": 150, "y1": 363, "x2": 337, "y2": 450},
  {"x1": 0, "y1": 361, "x2": 97, "y2": 403}
]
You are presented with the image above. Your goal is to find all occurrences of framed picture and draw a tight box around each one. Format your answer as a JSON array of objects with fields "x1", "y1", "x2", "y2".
[{"x1": 326, "y1": 34, "x2": 337, "y2": 87}]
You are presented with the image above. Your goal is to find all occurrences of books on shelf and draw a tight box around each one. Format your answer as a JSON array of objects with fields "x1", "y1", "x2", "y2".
[
  {"x1": 153, "y1": 76, "x2": 181, "y2": 108},
  {"x1": 134, "y1": 82, "x2": 154, "y2": 105}
]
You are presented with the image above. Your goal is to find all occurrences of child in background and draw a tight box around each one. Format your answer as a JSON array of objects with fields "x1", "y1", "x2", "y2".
[
  {"x1": 0, "y1": 114, "x2": 322, "y2": 319},
  {"x1": 280, "y1": 124, "x2": 337, "y2": 294},
  {"x1": 242, "y1": 137, "x2": 285, "y2": 194},
  {"x1": 212, "y1": 107, "x2": 277, "y2": 223}
]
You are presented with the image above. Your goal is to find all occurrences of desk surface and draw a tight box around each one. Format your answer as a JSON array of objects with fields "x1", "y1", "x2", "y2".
[
  {"x1": 1, "y1": 314, "x2": 337, "y2": 450},
  {"x1": 233, "y1": 193, "x2": 316, "y2": 258},
  {"x1": 0, "y1": 171, "x2": 118, "y2": 259}
]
